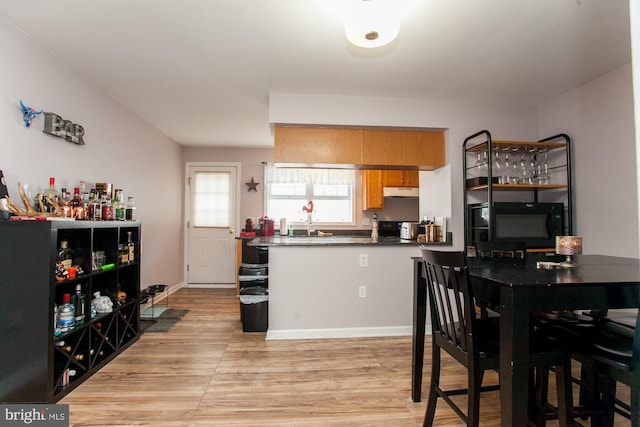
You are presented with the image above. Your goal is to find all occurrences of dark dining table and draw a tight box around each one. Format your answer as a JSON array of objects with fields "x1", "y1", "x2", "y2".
[{"x1": 411, "y1": 253, "x2": 640, "y2": 427}]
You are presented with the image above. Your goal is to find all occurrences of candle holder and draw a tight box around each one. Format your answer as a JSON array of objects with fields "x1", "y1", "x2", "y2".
[{"x1": 555, "y1": 236, "x2": 582, "y2": 268}]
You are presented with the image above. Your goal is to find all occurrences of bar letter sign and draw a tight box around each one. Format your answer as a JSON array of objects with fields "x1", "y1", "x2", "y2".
[{"x1": 43, "y1": 112, "x2": 85, "y2": 145}]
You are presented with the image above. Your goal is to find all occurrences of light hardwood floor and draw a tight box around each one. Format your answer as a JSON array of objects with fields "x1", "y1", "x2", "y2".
[{"x1": 60, "y1": 288, "x2": 630, "y2": 427}]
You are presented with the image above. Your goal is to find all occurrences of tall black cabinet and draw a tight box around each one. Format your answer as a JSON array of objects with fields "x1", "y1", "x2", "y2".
[{"x1": 0, "y1": 220, "x2": 141, "y2": 403}]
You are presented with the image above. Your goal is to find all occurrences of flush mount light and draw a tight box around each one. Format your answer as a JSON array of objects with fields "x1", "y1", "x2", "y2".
[{"x1": 343, "y1": 0, "x2": 402, "y2": 48}]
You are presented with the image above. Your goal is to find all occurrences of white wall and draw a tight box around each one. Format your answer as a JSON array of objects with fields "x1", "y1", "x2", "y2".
[
  {"x1": 632, "y1": 0, "x2": 640, "y2": 257},
  {"x1": 538, "y1": 64, "x2": 638, "y2": 257},
  {"x1": 0, "y1": 16, "x2": 184, "y2": 289},
  {"x1": 267, "y1": 245, "x2": 420, "y2": 339}
]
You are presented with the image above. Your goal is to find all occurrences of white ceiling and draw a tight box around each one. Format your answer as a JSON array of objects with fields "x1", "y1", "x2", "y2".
[{"x1": 0, "y1": 0, "x2": 631, "y2": 148}]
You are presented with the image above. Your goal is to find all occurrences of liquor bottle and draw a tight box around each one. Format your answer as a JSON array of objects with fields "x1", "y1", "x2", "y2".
[
  {"x1": 72, "y1": 187, "x2": 87, "y2": 219},
  {"x1": 59, "y1": 188, "x2": 73, "y2": 217},
  {"x1": 127, "y1": 231, "x2": 135, "y2": 264},
  {"x1": 58, "y1": 240, "x2": 73, "y2": 270},
  {"x1": 44, "y1": 177, "x2": 59, "y2": 210},
  {"x1": 88, "y1": 190, "x2": 101, "y2": 221},
  {"x1": 57, "y1": 293, "x2": 75, "y2": 333},
  {"x1": 101, "y1": 194, "x2": 114, "y2": 220},
  {"x1": 114, "y1": 189, "x2": 126, "y2": 221},
  {"x1": 125, "y1": 196, "x2": 137, "y2": 221},
  {"x1": 72, "y1": 284, "x2": 86, "y2": 325}
]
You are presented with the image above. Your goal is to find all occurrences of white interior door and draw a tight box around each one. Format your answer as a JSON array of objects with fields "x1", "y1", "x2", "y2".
[{"x1": 186, "y1": 164, "x2": 238, "y2": 286}]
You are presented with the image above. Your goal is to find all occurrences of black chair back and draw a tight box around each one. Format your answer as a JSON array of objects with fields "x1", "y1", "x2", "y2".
[{"x1": 421, "y1": 249, "x2": 478, "y2": 359}]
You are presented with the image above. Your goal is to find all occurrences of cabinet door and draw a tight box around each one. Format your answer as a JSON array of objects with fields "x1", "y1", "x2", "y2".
[
  {"x1": 362, "y1": 170, "x2": 384, "y2": 210},
  {"x1": 382, "y1": 170, "x2": 405, "y2": 187},
  {"x1": 382, "y1": 170, "x2": 419, "y2": 187},
  {"x1": 404, "y1": 170, "x2": 419, "y2": 187},
  {"x1": 274, "y1": 126, "x2": 362, "y2": 165},
  {"x1": 362, "y1": 129, "x2": 445, "y2": 168}
]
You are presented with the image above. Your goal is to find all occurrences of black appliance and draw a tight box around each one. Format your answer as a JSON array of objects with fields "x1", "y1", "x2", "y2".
[
  {"x1": 467, "y1": 202, "x2": 564, "y2": 248},
  {"x1": 378, "y1": 221, "x2": 404, "y2": 237}
]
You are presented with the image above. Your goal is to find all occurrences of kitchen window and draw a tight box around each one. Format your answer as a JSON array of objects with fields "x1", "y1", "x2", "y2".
[{"x1": 265, "y1": 166, "x2": 355, "y2": 225}]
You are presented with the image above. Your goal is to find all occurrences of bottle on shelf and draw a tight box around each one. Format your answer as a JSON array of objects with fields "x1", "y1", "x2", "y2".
[
  {"x1": 58, "y1": 240, "x2": 73, "y2": 270},
  {"x1": 59, "y1": 188, "x2": 73, "y2": 218},
  {"x1": 72, "y1": 187, "x2": 87, "y2": 219},
  {"x1": 101, "y1": 194, "x2": 114, "y2": 220},
  {"x1": 114, "y1": 189, "x2": 126, "y2": 221},
  {"x1": 72, "y1": 284, "x2": 86, "y2": 326},
  {"x1": 125, "y1": 196, "x2": 137, "y2": 221},
  {"x1": 126, "y1": 231, "x2": 135, "y2": 264},
  {"x1": 44, "y1": 177, "x2": 59, "y2": 213},
  {"x1": 57, "y1": 293, "x2": 75, "y2": 333},
  {"x1": 88, "y1": 190, "x2": 101, "y2": 221}
]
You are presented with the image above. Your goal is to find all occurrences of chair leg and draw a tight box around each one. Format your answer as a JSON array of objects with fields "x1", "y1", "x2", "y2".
[
  {"x1": 534, "y1": 367, "x2": 550, "y2": 427},
  {"x1": 423, "y1": 346, "x2": 441, "y2": 427},
  {"x1": 467, "y1": 367, "x2": 483, "y2": 427},
  {"x1": 631, "y1": 383, "x2": 639, "y2": 427},
  {"x1": 598, "y1": 376, "x2": 617, "y2": 427},
  {"x1": 554, "y1": 356, "x2": 574, "y2": 427}
]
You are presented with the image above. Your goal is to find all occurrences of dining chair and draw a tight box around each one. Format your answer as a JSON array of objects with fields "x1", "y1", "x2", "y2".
[
  {"x1": 535, "y1": 308, "x2": 639, "y2": 426},
  {"x1": 579, "y1": 308, "x2": 639, "y2": 426},
  {"x1": 420, "y1": 249, "x2": 574, "y2": 427}
]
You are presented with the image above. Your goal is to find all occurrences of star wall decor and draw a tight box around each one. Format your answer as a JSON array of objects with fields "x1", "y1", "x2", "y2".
[{"x1": 245, "y1": 176, "x2": 259, "y2": 192}]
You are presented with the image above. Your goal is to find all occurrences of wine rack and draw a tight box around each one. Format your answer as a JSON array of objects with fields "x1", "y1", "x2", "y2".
[{"x1": 0, "y1": 220, "x2": 141, "y2": 403}]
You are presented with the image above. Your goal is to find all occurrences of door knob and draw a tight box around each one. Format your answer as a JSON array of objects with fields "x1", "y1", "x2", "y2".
[{"x1": 229, "y1": 229, "x2": 235, "y2": 234}]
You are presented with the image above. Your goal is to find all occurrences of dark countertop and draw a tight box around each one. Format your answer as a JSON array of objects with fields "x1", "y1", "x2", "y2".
[{"x1": 246, "y1": 235, "x2": 452, "y2": 247}]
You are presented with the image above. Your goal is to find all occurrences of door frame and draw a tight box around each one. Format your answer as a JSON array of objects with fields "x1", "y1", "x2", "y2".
[{"x1": 183, "y1": 162, "x2": 242, "y2": 288}]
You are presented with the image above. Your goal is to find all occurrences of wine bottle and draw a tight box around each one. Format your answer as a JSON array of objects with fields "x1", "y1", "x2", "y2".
[
  {"x1": 127, "y1": 231, "x2": 135, "y2": 264},
  {"x1": 57, "y1": 293, "x2": 75, "y2": 332},
  {"x1": 125, "y1": 196, "x2": 137, "y2": 221},
  {"x1": 72, "y1": 284, "x2": 86, "y2": 325}
]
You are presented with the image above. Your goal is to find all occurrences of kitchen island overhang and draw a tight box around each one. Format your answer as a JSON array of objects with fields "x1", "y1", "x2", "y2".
[{"x1": 248, "y1": 236, "x2": 450, "y2": 340}]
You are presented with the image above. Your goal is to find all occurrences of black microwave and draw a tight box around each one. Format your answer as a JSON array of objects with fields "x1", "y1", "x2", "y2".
[{"x1": 467, "y1": 202, "x2": 565, "y2": 249}]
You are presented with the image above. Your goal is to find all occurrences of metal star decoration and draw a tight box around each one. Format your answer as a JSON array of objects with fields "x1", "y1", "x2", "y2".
[{"x1": 245, "y1": 176, "x2": 259, "y2": 192}]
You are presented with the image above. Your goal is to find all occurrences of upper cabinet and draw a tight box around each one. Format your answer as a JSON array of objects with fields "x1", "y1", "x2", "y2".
[
  {"x1": 361, "y1": 129, "x2": 445, "y2": 168},
  {"x1": 274, "y1": 126, "x2": 362, "y2": 165},
  {"x1": 382, "y1": 170, "x2": 419, "y2": 187},
  {"x1": 273, "y1": 125, "x2": 445, "y2": 170}
]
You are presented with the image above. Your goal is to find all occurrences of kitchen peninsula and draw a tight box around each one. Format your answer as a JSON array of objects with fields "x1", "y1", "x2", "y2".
[{"x1": 248, "y1": 235, "x2": 450, "y2": 340}]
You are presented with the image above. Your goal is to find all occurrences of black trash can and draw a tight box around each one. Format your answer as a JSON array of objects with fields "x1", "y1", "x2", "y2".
[{"x1": 240, "y1": 286, "x2": 268, "y2": 332}]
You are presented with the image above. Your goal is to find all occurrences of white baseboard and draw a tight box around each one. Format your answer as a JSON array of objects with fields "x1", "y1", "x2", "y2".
[{"x1": 265, "y1": 325, "x2": 413, "y2": 340}]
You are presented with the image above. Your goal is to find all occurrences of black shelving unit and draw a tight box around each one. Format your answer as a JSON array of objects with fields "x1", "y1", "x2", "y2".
[
  {"x1": 463, "y1": 130, "x2": 573, "y2": 250},
  {"x1": 0, "y1": 220, "x2": 141, "y2": 403}
]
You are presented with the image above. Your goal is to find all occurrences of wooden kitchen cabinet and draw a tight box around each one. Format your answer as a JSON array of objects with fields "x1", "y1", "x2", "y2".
[
  {"x1": 362, "y1": 170, "x2": 384, "y2": 210},
  {"x1": 273, "y1": 126, "x2": 362, "y2": 165},
  {"x1": 274, "y1": 125, "x2": 445, "y2": 169},
  {"x1": 382, "y1": 170, "x2": 419, "y2": 187},
  {"x1": 361, "y1": 129, "x2": 445, "y2": 168}
]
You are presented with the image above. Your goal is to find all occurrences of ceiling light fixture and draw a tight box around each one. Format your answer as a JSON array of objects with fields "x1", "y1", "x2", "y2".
[{"x1": 343, "y1": 0, "x2": 402, "y2": 48}]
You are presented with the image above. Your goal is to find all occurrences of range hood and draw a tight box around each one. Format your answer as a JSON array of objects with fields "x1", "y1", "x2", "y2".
[{"x1": 383, "y1": 187, "x2": 419, "y2": 198}]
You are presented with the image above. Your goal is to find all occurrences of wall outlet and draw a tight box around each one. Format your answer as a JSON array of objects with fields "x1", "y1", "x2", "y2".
[
  {"x1": 359, "y1": 285, "x2": 367, "y2": 298},
  {"x1": 359, "y1": 253, "x2": 368, "y2": 267}
]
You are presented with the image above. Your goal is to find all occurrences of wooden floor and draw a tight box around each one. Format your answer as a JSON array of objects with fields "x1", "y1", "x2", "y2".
[{"x1": 60, "y1": 288, "x2": 631, "y2": 427}]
